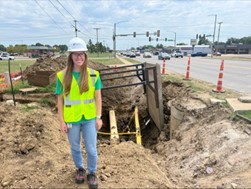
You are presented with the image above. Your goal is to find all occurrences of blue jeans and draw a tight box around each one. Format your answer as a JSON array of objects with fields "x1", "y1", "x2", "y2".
[{"x1": 67, "y1": 119, "x2": 97, "y2": 174}]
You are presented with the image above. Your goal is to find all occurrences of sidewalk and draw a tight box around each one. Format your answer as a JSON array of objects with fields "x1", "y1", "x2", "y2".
[{"x1": 116, "y1": 56, "x2": 133, "y2": 65}]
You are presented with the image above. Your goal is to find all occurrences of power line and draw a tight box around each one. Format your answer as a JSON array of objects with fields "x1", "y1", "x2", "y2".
[
  {"x1": 55, "y1": 0, "x2": 94, "y2": 39},
  {"x1": 56, "y1": 0, "x2": 76, "y2": 20},
  {"x1": 48, "y1": 0, "x2": 68, "y2": 20},
  {"x1": 33, "y1": 0, "x2": 69, "y2": 34}
]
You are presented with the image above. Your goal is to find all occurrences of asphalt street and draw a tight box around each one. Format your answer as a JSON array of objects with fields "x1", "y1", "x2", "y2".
[{"x1": 134, "y1": 55, "x2": 251, "y2": 95}]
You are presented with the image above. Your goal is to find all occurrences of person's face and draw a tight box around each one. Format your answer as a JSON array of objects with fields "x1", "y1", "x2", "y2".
[{"x1": 71, "y1": 51, "x2": 86, "y2": 66}]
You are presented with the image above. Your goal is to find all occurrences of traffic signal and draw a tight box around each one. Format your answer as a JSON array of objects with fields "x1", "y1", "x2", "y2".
[
  {"x1": 203, "y1": 34, "x2": 205, "y2": 39},
  {"x1": 196, "y1": 34, "x2": 198, "y2": 39},
  {"x1": 149, "y1": 37, "x2": 151, "y2": 41},
  {"x1": 165, "y1": 38, "x2": 167, "y2": 41},
  {"x1": 157, "y1": 30, "x2": 160, "y2": 37},
  {"x1": 146, "y1": 31, "x2": 149, "y2": 37},
  {"x1": 156, "y1": 38, "x2": 158, "y2": 42},
  {"x1": 199, "y1": 35, "x2": 201, "y2": 39},
  {"x1": 133, "y1": 32, "x2": 136, "y2": 37}
]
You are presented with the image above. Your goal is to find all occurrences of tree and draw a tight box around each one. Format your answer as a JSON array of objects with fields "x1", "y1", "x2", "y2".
[
  {"x1": 0, "y1": 44, "x2": 6, "y2": 51},
  {"x1": 156, "y1": 44, "x2": 163, "y2": 49},
  {"x1": 35, "y1": 42, "x2": 43, "y2": 46},
  {"x1": 87, "y1": 39, "x2": 95, "y2": 53},
  {"x1": 6, "y1": 45, "x2": 14, "y2": 53},
  {"x1": 226, "y1": 36, "x2": 251, "y2": 45},
  {"x1": 198, "y1": 38, "x2": 211, "y2": 45},
  {"x1": 57, "y1": 45, "x2": 68, "y2": 53},
  {"x1": 177, "y1": 43, "x2": 187, "y2": 45}
]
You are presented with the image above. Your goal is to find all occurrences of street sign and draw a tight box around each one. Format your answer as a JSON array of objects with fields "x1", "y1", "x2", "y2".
[{"x1": 190, "y1": 39, "x2": 197, "y2": 45}]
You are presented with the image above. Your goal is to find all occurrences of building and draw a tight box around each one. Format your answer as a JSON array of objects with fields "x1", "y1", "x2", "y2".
[
  {"x1": 175, "y1": 44, "x2": 251, "y2": 55},
  {"x1": 27, "y1": 46, "x2": 56, "y2": 58},
  {"x1": 217, "y1": 44, "x2": 251, "y2": 54}
]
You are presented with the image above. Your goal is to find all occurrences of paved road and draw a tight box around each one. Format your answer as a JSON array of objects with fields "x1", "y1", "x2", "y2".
[{"x1": 133, "y1": 55, "x2": 251, "y2": 95}]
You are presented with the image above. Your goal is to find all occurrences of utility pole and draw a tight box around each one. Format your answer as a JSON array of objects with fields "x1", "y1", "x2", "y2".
[
  {"x1": 210, "y1": 14, "x2": 217, "y2": 57},
  {"x1": 113, "y1": 23, "x2": 116, "y2": 58},
  {"x1": 93, "y1": 27, "x2": 101, "y2": 56},
  {"x1": 113, "y1": 20, "x2": 128, "y2": 58},
  {"x1": 74, "y1": 20, "x2": 78, "y2": 37},
  {"x1": 216, "y1": 22, "x2": 223, "y2": 53},
  {"x1": 93, "y1": 27, "x2": 101, "y2": 43}
]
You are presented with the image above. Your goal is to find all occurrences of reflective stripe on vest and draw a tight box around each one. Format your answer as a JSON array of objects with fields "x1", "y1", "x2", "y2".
[{"x1": 65, "y1": 96, "x2": 95, "y2": 106}]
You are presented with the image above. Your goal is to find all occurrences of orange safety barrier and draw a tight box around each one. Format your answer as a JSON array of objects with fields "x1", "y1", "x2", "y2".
[{"x1": 213, "y1": 59, "x2": 225, "y2": 93}]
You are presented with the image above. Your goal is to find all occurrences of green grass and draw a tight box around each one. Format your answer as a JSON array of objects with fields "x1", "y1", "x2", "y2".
[
  {"x1": 21, "y1": 105, "x2": 39, "y2": 112},
  {"x1": 3, "y1": 80, "x2": 56, "y2": 94},
  {"x1": 0, "y1": 59, "x2": 36, "y2": 73},
  {"x1": 238, "y1": 111, "x2": 251, "y2": 119},
  {"x1": 124, "y1": 58, "x2": 141, "y2": 64},
  {"x1": 3, "y1": 80, "x2": 30, "y2": 94},
  {"x1": 88, "y1": 52, "x2": 113, "y2": 58},
  {"x1": 91, "y1": 58, "x2": 124, "y2": 66},
  {"x1": 162, "y1": 72, "x2": 240, "y2": 99},
  {"x1": 35, "y1": 81, "x2": 56, "y2": 93}
]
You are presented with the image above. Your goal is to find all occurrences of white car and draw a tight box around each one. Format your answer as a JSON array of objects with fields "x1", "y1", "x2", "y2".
[
  {"x1": 143, "y1": 52, "x2": 152, "y2": 58},
  {"x1": 0, "y1": 52, "x2": 15, "y2": 60},
  {"x1": 0, "y1": 56, "x2": 15, "y2": 60}
]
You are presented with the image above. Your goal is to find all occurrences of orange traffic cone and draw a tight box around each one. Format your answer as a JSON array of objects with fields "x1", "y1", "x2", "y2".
[
  {"x1": 183, "y1": 57, "x2": 191, "y2": 80},
  {"x1": 162, "y1": 58, "x2": 166, "y2": 75},
  {"x1": 213, "y1": 59, "x2": 225, "y2": 93}
]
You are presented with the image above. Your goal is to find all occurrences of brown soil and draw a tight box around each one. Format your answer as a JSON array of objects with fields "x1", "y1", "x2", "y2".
[{"x1": 0, "y1": 56, "x2": 250, "y2": 188}]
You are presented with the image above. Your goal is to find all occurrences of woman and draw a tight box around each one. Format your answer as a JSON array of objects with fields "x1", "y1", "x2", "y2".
[{"x1": 56, "y1": 37, "x2": 102, "y2": 188}]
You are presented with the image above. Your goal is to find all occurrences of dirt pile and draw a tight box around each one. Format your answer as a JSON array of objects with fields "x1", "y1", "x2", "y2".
[{"x1": 23, "y1": 56, "x2": 105, "y2": 78}]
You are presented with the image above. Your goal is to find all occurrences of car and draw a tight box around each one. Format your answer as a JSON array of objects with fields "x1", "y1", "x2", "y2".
[
  {"x1": 158, "y1": 52, "x2": 171, "y2": 60},
  {"x1": 135, "y1": 51, "x2": 141, "y2": 56},
  {"x1": 213, "y1": 52, "x2": 221, "y2": 56},
  {"x1": 126, "y1": 51, "x2": 136, "y2": 58},
  {"x1": 143, "y1": 52, "x2": 152, "y2": 58},
  {"x1": 0, "y1": 52, "x2": 15, "y2": 60},
  {"x1": 171, "y1": 50, "x2": 183, "y2": 58},
  {"x1": 153, "y1": 51, "x2": 159, "y2": 55},
  {"x1": 0, "y1": 55, "x2": 15, "y2": 60},
  {"x1": 191, "y1": 52, "x2": 208, "y2": 57}
]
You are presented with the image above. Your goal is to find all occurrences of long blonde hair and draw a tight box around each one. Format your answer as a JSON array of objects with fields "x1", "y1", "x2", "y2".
[{"x1": 63, "y1": 53, "x2": 89, "y2": 96}]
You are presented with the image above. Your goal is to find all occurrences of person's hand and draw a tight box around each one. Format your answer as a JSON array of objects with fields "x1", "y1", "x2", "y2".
[
  {"x1": 96, "y1": 118, "x2": 103, "y2": 131},
  {"x1": 60, "y1": 122, "x2": 68, "y2": 134}
]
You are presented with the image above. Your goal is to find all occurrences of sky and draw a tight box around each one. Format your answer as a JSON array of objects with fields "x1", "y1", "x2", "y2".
[{"x1": 0, "y1": 0, "x2": 251, "y2": 50}]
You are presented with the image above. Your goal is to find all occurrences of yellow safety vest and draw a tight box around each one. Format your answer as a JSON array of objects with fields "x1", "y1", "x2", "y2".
[{"x1": 57, "y1": 68, "x2": 99, "y2": 122}]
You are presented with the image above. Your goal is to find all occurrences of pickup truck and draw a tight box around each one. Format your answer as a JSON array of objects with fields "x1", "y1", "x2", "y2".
[
  {"x1": 191, "y1": 52, "x2": 208, "y2": 57},
  {"x1": 171, "y1": 50, "x2": 183, "y2": 58}
]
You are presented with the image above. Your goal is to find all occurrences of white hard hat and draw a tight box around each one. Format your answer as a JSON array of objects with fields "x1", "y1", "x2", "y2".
[{"x1": 68, "y1": 37, "x2": 88, "y2": 52}]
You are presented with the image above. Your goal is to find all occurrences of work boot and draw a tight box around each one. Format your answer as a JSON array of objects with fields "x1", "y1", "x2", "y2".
[
  {"x1": 87, "y1": 173, "x2": 98, "y2": 189},
  {"x1": 75, "y1": 167, "x2": 85, "y2": 184}
]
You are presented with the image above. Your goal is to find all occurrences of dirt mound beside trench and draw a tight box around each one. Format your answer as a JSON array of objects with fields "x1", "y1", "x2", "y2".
[{"x1": 23, "y1": 56, "x2": 104, "y2": 78}]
